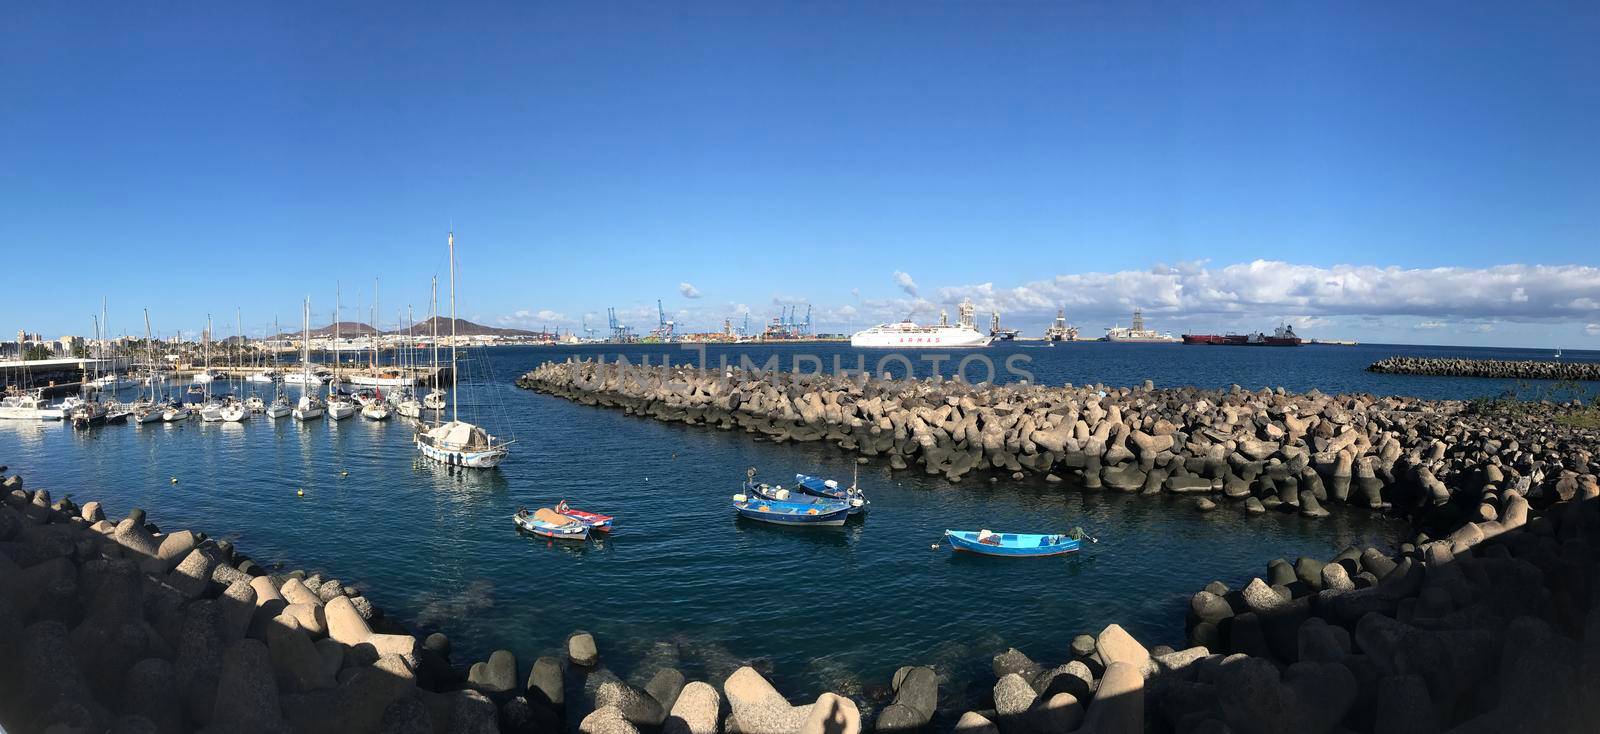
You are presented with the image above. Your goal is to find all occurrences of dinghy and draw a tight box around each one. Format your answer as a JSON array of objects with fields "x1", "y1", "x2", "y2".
[
  {"x1": 554, "y1": 500, "x2": 614, "y2": 532},
  {"x1": 944, "y1": 529, "x2": 1081, "y2": 557},
  {"x1": 731, "y1": 494, "x2": 851, "y2": 527},
  {"x1": 513, "y1": 507, "x2": 590, "y2": 541}
]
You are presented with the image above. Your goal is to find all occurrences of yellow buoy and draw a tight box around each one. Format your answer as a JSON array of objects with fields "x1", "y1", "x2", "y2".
[
  {"x1": 170, "y1": 477, "x2": 178, "y2": 484},
  {"x1": 296, "y1": 489, "x2": 305, "y2": 497},
  {"x1": 339, "y1": 470, "x2": 348, "y2": 477}
]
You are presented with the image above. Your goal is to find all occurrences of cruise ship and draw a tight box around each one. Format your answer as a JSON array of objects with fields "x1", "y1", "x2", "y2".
[
  {"x1": 850, "y1": 300, "x2": 992, "y2": 348},
  {"x1": 1103, "y1": 308, "x2": 1180, "y2": 343}
]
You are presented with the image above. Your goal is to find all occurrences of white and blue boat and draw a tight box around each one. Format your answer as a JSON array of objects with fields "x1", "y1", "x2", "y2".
[
  {"x1": 731, "y1": 493, "x2": 852, "y2": 527},
  {"x1": 944, "y1": 530, "x2": 1081, "y2": 557},
  {"x1": 794, "y1": 471, "x2": 869, "y2": 514}
]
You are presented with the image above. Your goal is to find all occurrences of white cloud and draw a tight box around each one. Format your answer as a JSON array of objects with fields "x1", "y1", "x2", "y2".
[
  {"x1": 892, "y1": 270, "x2": 919, "y2": 298},
  {"x1": 679, "y1": 282, "x2": 701, "y2": 299},
  {"x1": 1586, "y1": 323, "x2": 1600, "y2": 336},
  {"x1": 1414, "y1": 321, "x2": 1446, "y2": 330},
  {"x1": 931, "y1": 261, "x2": 1600, "y2": 325}
]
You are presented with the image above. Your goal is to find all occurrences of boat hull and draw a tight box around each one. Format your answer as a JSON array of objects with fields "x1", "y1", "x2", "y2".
[
  {"x1": 945, "y1": 530, "x2": 1081, "y2": 557},
  {"x1": 732, "y1": 498, "x2": 851, "y2": 526},
  {"x1": 512, "y1": 514, "x2": 589, "y2": 540},
  {"x1": 416, "y1": 438, "x2": 507, "y2": 468}
]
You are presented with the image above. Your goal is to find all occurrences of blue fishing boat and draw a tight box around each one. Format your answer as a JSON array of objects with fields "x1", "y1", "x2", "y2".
[
  {"x1": 944, "y1": 529, "x2": 1081, "y2": 557},
  {"x1": 731, "y1": 493, "x2": 852, "y2": 527},
  {"x1": 794, "y1": 469, "x2": 869, "y2": 513},
  {"x1": 513, "y1": 507, "x2": 590, "y2": 541}
]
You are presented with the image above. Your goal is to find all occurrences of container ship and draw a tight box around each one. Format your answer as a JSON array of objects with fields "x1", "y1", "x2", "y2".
[{"x1": 1182, "y1": 324, "x2": 1302, "y2": 346}]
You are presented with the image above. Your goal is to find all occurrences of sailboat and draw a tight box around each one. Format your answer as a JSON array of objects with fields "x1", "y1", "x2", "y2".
[
  {"x1": 422, "y1": 276, "x2": 447, "y2": 413},
  {"x1": 263, "y1": 318, "x2": 292, "y2": 418},
  {"x1": 360, "y1": 296, "x2": 391, "y2": 420},
  {"x1": 396, "y1": 305, "x2": 424, "y2": 419},
  {"x1": 292, "y1": 298, "x2": 326, "y2": 421},
  {"x1": 326, "y1": 286, "x2": 357, "y2": 420},
  {"x1": 192, "y1": 314, "x2": 223, "y2": 383},
  {"x1": 71, "y1": 314, "x2": 116, "y2": 429},
  {"x1": 132, "y1": 310, "x2": 167, "y2": 424},
  {"x1": 416, "y1": 231, "x2": 510, "y2": 469},
  {"x1": 219, "y1": 310, "x2": 251, "y2": 421}
]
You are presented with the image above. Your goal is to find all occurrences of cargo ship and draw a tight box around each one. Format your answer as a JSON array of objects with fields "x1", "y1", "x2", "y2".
[{"x1": 1181, "y1": 324, "x2": 1302, "y2": 346}]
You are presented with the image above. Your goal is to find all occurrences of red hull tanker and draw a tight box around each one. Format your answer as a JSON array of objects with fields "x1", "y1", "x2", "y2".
[{"x1": 1181, "y1": 325, "x2": 1302, "y2": 346}]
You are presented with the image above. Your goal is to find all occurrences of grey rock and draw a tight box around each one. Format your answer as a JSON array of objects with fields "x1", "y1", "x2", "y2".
[
  {"x1": 569, "y1": 630, "x2": 600, "y2": 666},
  {"x1": 210, "y1": 639, "x2": 287, "y2": 730},
  {"x1": 526, "y1": 655, "x2": 564, "y2": 710}
]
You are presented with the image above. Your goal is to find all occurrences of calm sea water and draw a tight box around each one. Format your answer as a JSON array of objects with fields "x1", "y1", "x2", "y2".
[{"x1": 1, "y1": 342, "x2": 1592, "y2": 714}]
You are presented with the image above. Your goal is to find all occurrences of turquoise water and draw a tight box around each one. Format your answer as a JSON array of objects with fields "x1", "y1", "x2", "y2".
[{"x1": 3, "y1": 343, "x2": 1582, "y2": 713}]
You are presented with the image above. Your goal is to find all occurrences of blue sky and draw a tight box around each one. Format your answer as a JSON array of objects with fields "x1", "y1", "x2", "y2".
[{"x1": 3, "y1": 1, "x2": 1597, "y2": 346}]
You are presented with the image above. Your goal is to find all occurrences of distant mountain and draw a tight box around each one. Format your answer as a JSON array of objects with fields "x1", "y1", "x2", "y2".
[
  {"x1": 266, "y1": 318, "x2": 544, "y2": 340},
  {"x1": 386, "y1": 317, "x2": 545, "y2": 338},
  {"x1": 266, "y1": 321, "x2": 379, "y2": 340}
]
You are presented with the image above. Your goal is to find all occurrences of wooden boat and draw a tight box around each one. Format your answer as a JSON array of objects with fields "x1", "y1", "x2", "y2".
[
  {"x1": 513, "y1": 507, "x2": 589, "y2": 541},
  {"x1": 731, "y1": 493, "x2": 851, "y2": 527},
  {"x1": 794, "y1": 470, "x2": 869, "y2": 513},
  {"x1": 554, "y1": 500, "x2": 614, "y2": 532},
  {"x1": 944, "y1": 529, "x2": 1081, "y2": 557}
]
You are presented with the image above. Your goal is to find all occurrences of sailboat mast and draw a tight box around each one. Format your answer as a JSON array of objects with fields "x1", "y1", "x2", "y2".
[
  {"x1": 302, "y1": 299, "x2": 311, "y2": 384},
  {"x1": 334, "y1": 284, "x2": 341, "y2": 387},
  {"x1": 143, "y1": 309, "x2": 154, "y2": 402},
  {"x1": 431, "y1": 277, "x2": 439, "y2": 401},
  {"x1": 449, "y1": 230, "x2": 458, "y2": 424}
]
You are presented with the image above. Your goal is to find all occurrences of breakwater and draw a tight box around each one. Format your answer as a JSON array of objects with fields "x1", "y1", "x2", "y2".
[
  {"x1": 1367, "y1": 355, "x2": 1600, "y2": 381},
  {"x1": 518, "y1": 359, "x2": 1600, "y2": 531}
]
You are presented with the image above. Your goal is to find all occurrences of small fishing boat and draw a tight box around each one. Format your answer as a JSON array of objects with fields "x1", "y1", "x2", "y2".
[
  {"x1": 731, "y1": 494, "x2": 852, "y2": 526},
  {"x1": 513, "y1": 507, "x2": 590, "y2": 541},
  {"x1": 944, "y1": 530, "x2": 1081, "y2": 558},
  {"x1": 794, "y1": 469, "x2": 869, "y2": 513},
  {"x1": 554, "y1": 500, "x2": 614, "y2": 532}
]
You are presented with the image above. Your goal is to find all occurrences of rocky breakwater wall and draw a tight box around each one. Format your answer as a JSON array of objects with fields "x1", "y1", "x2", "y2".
[
  {"x1": 1368, "y1": 356, "x2": 1600, "y2": 381},
  {"x1": 519, "y1": 359, "x2": 1600, "y2": 530}
]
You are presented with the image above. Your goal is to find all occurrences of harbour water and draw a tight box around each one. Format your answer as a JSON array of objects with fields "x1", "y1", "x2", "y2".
[{"x1": 0, "y1": 342, "x2": 1592, "y2": 714}]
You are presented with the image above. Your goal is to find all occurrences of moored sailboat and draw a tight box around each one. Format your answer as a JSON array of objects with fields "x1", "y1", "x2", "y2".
[
  {"x1": 292, "y1": 298, "x2": 326, "y2": 421},
  {"x1": 415, "y1": 231, "x2": 510, "y2": 469}
]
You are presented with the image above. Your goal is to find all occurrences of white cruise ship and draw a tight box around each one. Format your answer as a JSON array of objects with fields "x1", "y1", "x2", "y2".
[{"x1": 850, "y1": 300, "x2": 992, "y2": 348}]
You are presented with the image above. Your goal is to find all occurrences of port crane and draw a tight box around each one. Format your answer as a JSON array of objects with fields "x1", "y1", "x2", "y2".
[{"x1": 607, "y1": 307, "x2": 635, "y2": 343}]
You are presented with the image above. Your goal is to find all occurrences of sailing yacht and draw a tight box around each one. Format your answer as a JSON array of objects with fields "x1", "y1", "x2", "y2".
[
  {"x1": 422, "y1": 276, "x2": 447, "y2": 415},
  {"x1": 416, "y1": 231, "x2": 510, "y2": 469},
  {"x1": 131, "y1": 310, "x2": 167, "y2": 424},
  {"x1": 72, "y1": 312, "x2": 117, "y2": 429},
  {"x1": 263, "y1": 318, "x2": 292, "y2": 418},
  {"x1": 325, "y1": 288, "x2": 357, "y2": 420},
  {"x1": 395, "y1": 306, "x2": 424, "y2": 418},
  {"x1": 219, "y1": 311, "x2": 250, "y2": 422},
  {"x1": 292, "y1": 298, "x2": 326, "y2": 421}
]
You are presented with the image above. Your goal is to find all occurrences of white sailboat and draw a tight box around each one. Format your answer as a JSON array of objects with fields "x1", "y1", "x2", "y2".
[
  {"x1": 192, "y1": 316, "x2": 223, "y2": 383},
  {"x1": 416, "y1": 231, "x2": 509, "y2": 469},
  {"x1": 326, "y1": 287, "x2": 356, "y2": 420},
  {"x1": 263, "y1": 318, "x2": 292, "y2": 418},
  {"x1": 220, "y1": 310, "x2": 250, "y2": 422},
  {"x1": 422, "y1": 276, "x2": 447, "y2": 414},
  {"x1": 360, "y1": 297, "x2": 391, "y2": 420},
  {"x1": 292, "y1": 298, "x2": 326, "y2": 421},
  {"x1": 396, "y1": 305, "x2": 424, "y2": 419},
  {"x1": 132, "y1": 310, "x2": 167, "y2": 424}
]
